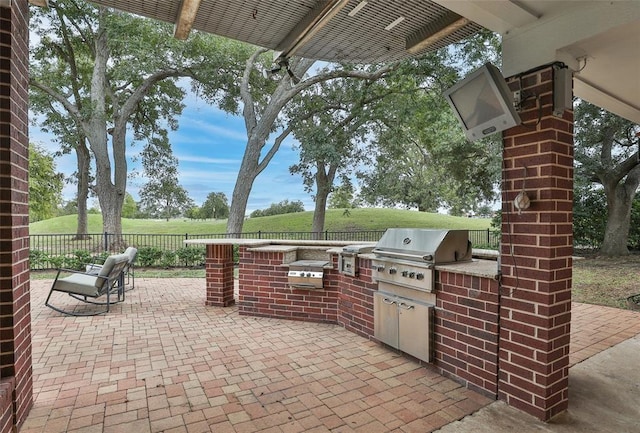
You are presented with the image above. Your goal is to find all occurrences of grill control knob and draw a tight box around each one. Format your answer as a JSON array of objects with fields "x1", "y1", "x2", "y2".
[
  {"x1": 389, "y1": 267, "x2": 397, "y2": 275},
  {"x1": 408, "y1": 271, "x2": 416, "y2": 278},
  {"x1": 416, "y1": 272, "x2": 424, "y2": 280},
  {"x1": 373, "y1": 265, "x2": 385, "y2": 272},
  {"x1": 401, "y1": 270, "x2": 409, "y2": 277}
]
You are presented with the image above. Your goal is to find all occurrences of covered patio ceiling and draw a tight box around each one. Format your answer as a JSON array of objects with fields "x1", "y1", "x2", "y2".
[{"x1": 33, "y1": 0, "x2": 640, "y2": 123}]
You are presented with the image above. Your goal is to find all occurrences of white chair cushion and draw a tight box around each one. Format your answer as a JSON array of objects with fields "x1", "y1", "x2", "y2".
[{"x1": 54, "y1": 273, "x2": 101, "y2": 297}]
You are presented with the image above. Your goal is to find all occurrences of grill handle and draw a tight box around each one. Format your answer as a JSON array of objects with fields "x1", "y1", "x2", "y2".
[{"x1": 373, "y1": 249, "x2": 435, "y2": 264}]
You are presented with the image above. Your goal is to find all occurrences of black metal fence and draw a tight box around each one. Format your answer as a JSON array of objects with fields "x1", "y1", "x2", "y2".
[{"x1": 29, "y1": 229, "x2": 500, "y2": 270}]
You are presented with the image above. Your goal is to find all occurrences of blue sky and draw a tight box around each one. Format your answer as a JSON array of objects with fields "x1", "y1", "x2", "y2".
[{"x1": 29, "y1": 94, "x2": 316, "y2": 215}]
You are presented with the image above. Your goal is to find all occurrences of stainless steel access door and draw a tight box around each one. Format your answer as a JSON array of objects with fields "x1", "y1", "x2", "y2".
[
  {"x1": 398, "y1": 299, "x2": 433, "y2": 362},
  {"x1": 373, "y1": 291, "x2": 399, "y2": 348}
]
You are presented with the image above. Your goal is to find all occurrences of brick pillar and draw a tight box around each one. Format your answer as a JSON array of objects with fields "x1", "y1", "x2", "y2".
[
  {"x1": 499, "y1": 65, "x2": 573, "y2": 421},
  {"x1": 205, "y1": 244, "x2": 235, "y2": 306},
  {"x1": 0, "y1": 3, "x2": 33, "y2": 431}
]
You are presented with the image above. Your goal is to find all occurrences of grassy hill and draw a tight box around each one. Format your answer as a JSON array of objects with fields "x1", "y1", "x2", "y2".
[{"x1": 30, "y1": 208, "x2": 491, "y2": 234}]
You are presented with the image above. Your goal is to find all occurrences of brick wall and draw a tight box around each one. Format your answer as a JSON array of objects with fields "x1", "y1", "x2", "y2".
[
  {"x1": 499, "y1": 65, "x2": 573, "y2": 421},
  {"x1": 435, "y1": 271, "x2": 500, "y2": 398},
  {"x1": 0, "y1": 2, "x2": 33, "y2": 431},
  {"x1": 238, "y1": 247, "x2": 339, "y2": 323},
  {"x1": 204, "y1": 245, "x2": 235, "y2": 306},
  {"x1": 336, "y1": 256, "x2": 376, "y2": 338}
]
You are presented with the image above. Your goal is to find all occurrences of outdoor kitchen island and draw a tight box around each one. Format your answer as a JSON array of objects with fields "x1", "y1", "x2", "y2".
[{"x1": 186, "y1": 231, "x2": 503, "y2": 399}]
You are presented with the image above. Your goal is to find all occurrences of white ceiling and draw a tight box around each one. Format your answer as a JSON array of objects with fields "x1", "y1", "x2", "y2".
[{"x1": 79, "y1": 0, "x2": 640, "y2": 123}]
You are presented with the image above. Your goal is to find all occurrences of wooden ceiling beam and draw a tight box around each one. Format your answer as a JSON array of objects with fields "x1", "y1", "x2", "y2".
[
  {"x1": 174, "y1": 0, "x2": 202, "y2": 40},
  {"x1": 275, "y1": 0, "x2": 350, "y2": 61}
]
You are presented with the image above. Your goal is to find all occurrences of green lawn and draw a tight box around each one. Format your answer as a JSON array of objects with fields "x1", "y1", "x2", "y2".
[{"x1": 30, "y1": 208, "x2": 491, "y2": 235}]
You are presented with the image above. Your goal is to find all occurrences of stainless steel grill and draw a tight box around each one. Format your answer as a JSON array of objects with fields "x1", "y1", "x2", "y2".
[
  {"x1": 372, "y1": 228, "x2": 472, "y2": 363},
  {"x1": 371, "y1": 228, "x2": 472, "y2": 292}
]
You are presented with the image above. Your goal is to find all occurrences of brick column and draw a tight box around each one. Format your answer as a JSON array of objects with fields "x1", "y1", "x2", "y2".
[
  {"x1": 499, "y1": 65, "x2": 573, "y2": 421},
  {"x1": 0, "y1": 3, "x2": 33, "y2": 431},
  {"x1": 205, "y1": 244, "x2": 235, "y2": 306}
]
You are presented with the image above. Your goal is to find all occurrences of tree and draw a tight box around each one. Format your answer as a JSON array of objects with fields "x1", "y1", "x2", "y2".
[
  {"x1": 358, "y1": 88, "x2": 501, "y2": 215},
  {"x1": 29, "y1": 143, "x2": 64, "y2": 222},
  {"x1": 287, "y1": 54, "x2": 463, "y2": 233},
  {"x1": 121, "y1": 193, "x2": 137, "y2": 218},
  {"x1": 287, "y1": 75, "x2": 379, "y2": 235},
  {"x1": 58, "y1": 199, "x2": 78, "y2": 216},
  {"x1": 222, "y1": 48, "x2": 401, "y2": 234},
  {"x1": 29, "y1": 0, "x2": 250, "y2": 247},
  {"x1": 574, "y1": 100, "x2": 640, "y2": 256},
  {"x1": 250, "y1": 200, "x2": 305, "y2": 218},
  {"x1": 201, "y1": 192, "x2": 229, "y2": 219},
  {"x1": 138, "y1": 134, "x2": 194, "y2": 220},
  {"x1": 184, "y1": 206, "x2": 204, "y2": 220},
  {"x1": 328, "y1": 184, "x2": 357, "y2": 209}
]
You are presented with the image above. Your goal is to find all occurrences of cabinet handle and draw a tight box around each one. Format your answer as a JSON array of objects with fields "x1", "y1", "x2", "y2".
[
  {"x1": 398, "y1": 302, "x2": 414, "y2": 310},
  {"x1": 382, "y1": 298, "x2": 395, "y2": 305}
]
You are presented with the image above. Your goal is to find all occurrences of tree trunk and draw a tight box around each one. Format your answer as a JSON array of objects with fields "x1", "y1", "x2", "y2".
[
  {"x1": 601, "y1": 183, "x2": 636, "y2": 256},
  {"x1": 227, "y1": 149, "x2": 258, "y2": 235},
  {"x1": 311, "y1": 193, "x2": 329, "y2": 240},
  {"x1": 86, "y1": 10, "x2": 126, "y2": 249},
  {"x1": 226, "y1": 54, "x2": 317, "y2": 235},
  {"x1": 100, "y1": 189, "x2": 124, "y2": 251},
  {"x1": 311, "y1": 165, "x2": 334, "y2": 239},
  {"x1": 74, "y1": 139, "x2": 91, "y2": 240}
]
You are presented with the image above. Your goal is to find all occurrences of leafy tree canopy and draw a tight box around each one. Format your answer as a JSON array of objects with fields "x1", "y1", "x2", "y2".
[
  {"x1": 250, "y1": 200, "x2": 305, "y2": 218},
  {"x1": 29, "y1": 0, "x2": 254, "y2": 242},
  {"x1": 201, "y1": 192, "x2": 230, "y2": 220},
  {"x1": 358, "y1": 89, "x2": 501, "y2": 215},
  {"x1": 574, "y1": 100, "x2": 640, "y2": 255},
  {"x1": 29, "y1": 143, "x2": 65, "y2": 222},
  {"x1": 138, "y1": 133, "x2": 194, "y2": 220}
]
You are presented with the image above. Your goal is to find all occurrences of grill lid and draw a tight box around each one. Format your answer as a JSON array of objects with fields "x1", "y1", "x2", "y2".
[{"x1": 373, "y1": 229, "x2": 472, "y2": 264}]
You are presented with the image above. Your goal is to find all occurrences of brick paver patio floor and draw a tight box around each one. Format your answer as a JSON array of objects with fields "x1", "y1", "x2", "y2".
[{"x1": 22, "y1": 277, "x2": 640, "y2": 432}]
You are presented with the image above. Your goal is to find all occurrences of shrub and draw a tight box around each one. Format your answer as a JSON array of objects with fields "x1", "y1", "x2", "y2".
[
  {"x1": 48, "y1": 255, "x2": 65, "y2": 269},
  {"x1": 176, "y1": 246, "x2": 205, "y2": 267},
  {"x1": 64, "y1": 249, "x2": 93, "y2": 270},
  {"x1": 29, "y1": 249, "x2": 49, "y2": 270},
  {"x1": 90, "y1": 251, "x2": 110, "y2": 265},
  {"x1": 137, "y1": 246, "x2": 163, "y2": 267},
  {"x1": 159, "y1": 250, "x2": 176, "y2": 268}
]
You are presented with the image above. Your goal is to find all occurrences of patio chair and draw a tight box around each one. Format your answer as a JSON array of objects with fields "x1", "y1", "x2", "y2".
[
  {"x1": 86, "y1": 247, "x2": 137, "y2": 291},
  {"x1": 45, "y1": 253, "x2": 130, "y2": 316}
]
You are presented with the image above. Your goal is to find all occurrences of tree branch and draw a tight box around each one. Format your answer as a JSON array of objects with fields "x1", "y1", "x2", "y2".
[{"x1": 241, "y1": 48, "x2": 269, "y2": 136}]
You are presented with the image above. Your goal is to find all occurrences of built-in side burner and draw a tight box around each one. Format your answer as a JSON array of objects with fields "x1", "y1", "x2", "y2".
[
  {"x1": 338, "y1": 244, "x2": 374, "y2": 277},
  {"x1": 287, "y1": 260, "x2": 329, "y2": 289}
]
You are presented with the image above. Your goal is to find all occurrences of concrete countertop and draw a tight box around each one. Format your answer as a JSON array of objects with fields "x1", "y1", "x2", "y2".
[
  {"x1": 435, "y1": 259, "x2": 500, "y2": 279},
  {"x1": 247, "y1": 245, "x2": 299, "y2": 253},
  {"x1": 184, "y1": 238, "x2": 372, "y2": 248},
  {"x1": 184, "y1": 238, "x2": 272, "y2": 247}
]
